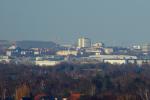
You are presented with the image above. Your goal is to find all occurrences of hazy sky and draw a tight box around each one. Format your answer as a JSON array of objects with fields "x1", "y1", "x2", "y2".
[{"x1": 0, "y1": 0, "x2": 150, "y2": 46}]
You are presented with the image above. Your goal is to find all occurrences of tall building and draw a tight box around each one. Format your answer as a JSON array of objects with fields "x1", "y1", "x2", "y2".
[
  {"x1": 78, "y1": 37, "x2": 91, "y2": 48},
  {"x1": 141, "y1": 43, "x2": 150, "y2": 53}
]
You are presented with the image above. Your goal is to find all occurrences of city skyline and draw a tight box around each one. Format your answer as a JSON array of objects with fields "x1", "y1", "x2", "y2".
[{"x1": 1, "y1": 0, "x2": 150, "y2": 46}]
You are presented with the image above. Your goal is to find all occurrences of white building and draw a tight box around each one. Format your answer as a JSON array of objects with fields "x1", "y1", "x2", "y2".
[
  {"x1": 104, "y1": 59, "x2": 127, "y2": 65},
  {"x1": 8, "y1": 45, "x2": 17, "y2": 50},
  {"x1": 78, "y1": 37, "x2": 91, "y2": 48},
  {"x1": 141, "y1": 43, "x2": 150, "y2": 53},
  {"x1": 56, "y1": 50, "x2": 78, "y2": 56},
  {"x1": 104, "y1": 48, "x2": 114, "y2": 54},
  {"x1": 85, "y1": 48, "x2": 104, "y2": 55},
  {"x1": 132, "y1": 45, "x2": 141, "y2": 50},
  {"x1": 104, "y1": 59, "x2": 150, "y2": 65},
  {"x1": 34, "y1": 60, "x2": 61, "y2": 66},
  {"x1": 92, "y1": 42, "x2": 104, "y2": 48},
  {"x1": 34, "y1": 56, "x2": 64, "y2": 66},
  {"x1": 89, "y1": 55, "x2": 137, "y2": 60},
  {"x1": 0, "y1": 56, "x2": 11, "y2": 63}
]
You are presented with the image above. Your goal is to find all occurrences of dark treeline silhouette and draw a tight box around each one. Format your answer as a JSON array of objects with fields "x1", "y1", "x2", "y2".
[{"x1": 0, "y1": 63, "x2": 150, "y2": 100}]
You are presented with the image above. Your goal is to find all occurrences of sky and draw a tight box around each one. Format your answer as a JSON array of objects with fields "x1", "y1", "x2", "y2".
[{"x1": 0, "y1": 0, "x2": 150, "y2": 46}]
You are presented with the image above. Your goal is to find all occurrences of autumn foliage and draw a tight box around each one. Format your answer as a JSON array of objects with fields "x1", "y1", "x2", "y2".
[
  {"x1": 15, "y1": 84, "x2": 30, "y2": 100},
  {"x1": 0, "y1": 63, "x2": 150, "y2": 100}
]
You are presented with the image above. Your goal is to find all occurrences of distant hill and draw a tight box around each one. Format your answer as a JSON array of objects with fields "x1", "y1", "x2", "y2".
[
  {"x1": 0, "y1": 40, "x2": 12, "y2": 48},
  {"x1": 16, "y1": 40, "x2": 59, "y2": 49}
]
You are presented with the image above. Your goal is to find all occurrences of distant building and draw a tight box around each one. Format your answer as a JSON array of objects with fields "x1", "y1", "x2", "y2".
[
  {"x1": 85, "y1": 48, "x2": 104, "y2": 56},
  {"x1": 21, "y1": 49, "x2": 34, "y2": 56},
  {"x1": 0, "y1": 56, "x2": 10, "y2": 63},
  {"x1": 112, "y1": 47, "x2": 129, "y2": 54},
  {"x1": 132, "y1": 45, "x2": 141, "y2": 50},
  {"x1": 6, "y1": 47, "x2": 34, "y2": 57},
  {"x1": 104, "y1": 48, "x2": 114, "y2": 54},
  {"x1": 6, "y1": 47, "x2": 22, "y2": 56},
  {"x1": 31, "y1": 48, "x2": 40, "y2": 55},
  {"x1": 136, "y1": 59, "x2": 150, "y2": 65},
  {"x1": 104, "y1": 59, "x2": 127, "y2": 65},
  {"x1": 34, "y1": 60, "x2": 61, "y2": 66},
  {"x1": 56, "y1": 50, "x2": 78, "y2": 56},
  {"x1": 78, "y1": 37, "x2": 91, "y2": 48},
  {"x1": 104, "y1": 59, "x2": 150, "y2": 65},
  {"x1": 141, "y1": 44, "x2": 150, "y2": 53},
  {"x1": 34, "y1": 56, "x2": 64, "y2": 66},
  {"x1": 92, "y1": 42, "x2": 104, "y2": 48},
  {"x1": 8, "y1": 44, "x2": 17, "y2": 50},
  {"x1": 89, "y1": 55, "x2": 137, "y2": 61}
]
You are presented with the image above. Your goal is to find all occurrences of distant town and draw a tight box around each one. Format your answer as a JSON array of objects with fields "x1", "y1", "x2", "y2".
[
  {"x1": 0, "y1": 37, "x2": 150, "y2": 66},
  {"x1": 1, "y1": 38, "x2": 150, "y2": 100}
]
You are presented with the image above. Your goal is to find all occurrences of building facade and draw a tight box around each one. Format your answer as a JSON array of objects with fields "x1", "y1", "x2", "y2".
[
  {"x1": 78, "y1": 37, "x2": 91, "y2": 48},
  {"x1": 141, "y1": 44, "x2": 150, "y2": 53}
]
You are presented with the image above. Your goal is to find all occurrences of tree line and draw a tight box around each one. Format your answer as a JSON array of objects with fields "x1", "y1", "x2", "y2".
[{"x1": 0, "y1": 63, "x2": 150, "y2": 100}]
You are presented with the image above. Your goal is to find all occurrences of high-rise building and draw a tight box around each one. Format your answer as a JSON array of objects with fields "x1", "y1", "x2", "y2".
[
  {"x1": 141, "y1": 43, "x2": 150, "y2": 53},
  {"x1": 78, "y1": 37, "x2": 91, "y2": 48}
]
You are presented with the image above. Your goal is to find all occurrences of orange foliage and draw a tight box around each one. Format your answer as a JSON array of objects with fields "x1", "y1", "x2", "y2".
[
  {"x1": 69, "y1": 92, "x2": 81, "y2": 100},
  {"x1": 15, "y1": 84, "x2": 30, "y2": 100}
]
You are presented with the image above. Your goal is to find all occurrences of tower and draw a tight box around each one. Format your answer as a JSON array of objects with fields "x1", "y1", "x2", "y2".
[{"x1": 78, "y1": 37, "x2": 91, "y2": 48}]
